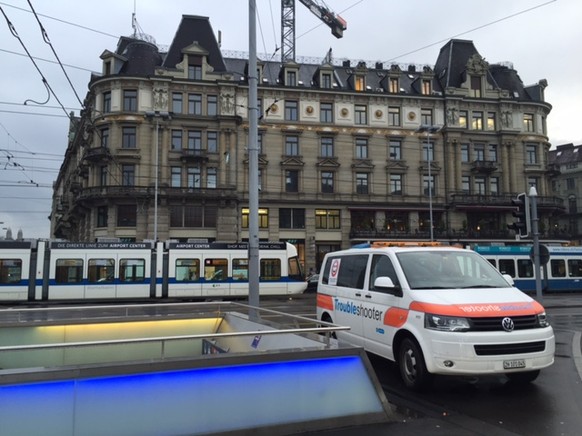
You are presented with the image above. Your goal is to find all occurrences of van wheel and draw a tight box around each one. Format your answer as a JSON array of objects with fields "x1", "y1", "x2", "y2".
[
  {"x1": 398, "y1": 337, "x2": 432, "y2": 391},
  {"x1": 506, "y1": 370, "x2": 540, "y2": 384},
  {"x1": 321, "y1": 314, "x2": 337, "y2": 339}
]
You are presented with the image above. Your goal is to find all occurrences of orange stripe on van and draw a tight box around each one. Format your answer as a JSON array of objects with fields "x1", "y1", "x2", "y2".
[
  {"x1": 409, "y1": 300, "x2": 545, "y2": 317},
  {"x1": 317, "y1": 293, "x2": 334, "y2": 310},
  {"x1": 383, "y1": 307, "x2": 409, "y2": 328}
]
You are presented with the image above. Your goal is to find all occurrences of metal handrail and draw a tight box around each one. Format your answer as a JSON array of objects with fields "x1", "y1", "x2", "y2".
[
  {"x1": 0, "y1": 301, "x2": 348, "y2": 354},
  {"x1": 0, "y1": 324, "x2": 349, "y2": 353}
]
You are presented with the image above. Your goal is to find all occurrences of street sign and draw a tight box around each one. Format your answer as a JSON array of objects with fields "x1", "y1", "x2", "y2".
[{"x1": 530, "y1": 244, "x2": 550, "y2": 266}]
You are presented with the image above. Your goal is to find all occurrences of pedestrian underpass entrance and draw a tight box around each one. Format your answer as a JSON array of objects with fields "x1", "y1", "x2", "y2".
[{"x1": 0, "y1": 302, "x2": 393, "y2": 435}]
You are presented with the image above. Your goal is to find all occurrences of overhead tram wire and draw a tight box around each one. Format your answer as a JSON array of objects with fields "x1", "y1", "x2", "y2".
[
  {"x1": 0, "y1": 109, "x2": 69, "y2": 118},
  {"x1": 0, "y1": 6, "x2": 125, "y2": 188},
  {"x1": 267, "y1": 0, "x2": 279, "y2": 54},
  {"x1": 26, "y1": 0, "x2": 85, "y2": 108},
  {"x1": 0, "y1": 124, "x2": 60, "y2": 185},
  {"x1": 383, "y1": 0, "x2": 557, "y2": 63},
  {"x1": 0, "y1": 6, "x2": 73, "y2": 121},
  {"x1": 0, "y1": 1, "x2": 118, "y2": 39},
  {"x1": 0, "y1": 48, "x2": 95, "y2": 73},
  {"x1": 0, "y1": 101, "x2": 81, "y2": 112}
]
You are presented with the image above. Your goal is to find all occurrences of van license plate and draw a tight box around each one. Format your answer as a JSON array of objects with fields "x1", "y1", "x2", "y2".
[{"x1": 503, "y1": 359, "x2": 526, "y2": 369}]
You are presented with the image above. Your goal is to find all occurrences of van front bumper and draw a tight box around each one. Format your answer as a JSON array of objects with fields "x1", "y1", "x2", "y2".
[{"x1": 422, "y1": 327, "x2": 555, "y2": 375}]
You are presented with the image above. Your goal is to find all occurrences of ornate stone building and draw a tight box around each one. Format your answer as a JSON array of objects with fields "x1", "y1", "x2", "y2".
[
  {"x1": 51, "y1": 15, "x2": 564, "y2": 271},
  {"x1": 548, "y1": 143, "x2": 582, "y2": 243}
]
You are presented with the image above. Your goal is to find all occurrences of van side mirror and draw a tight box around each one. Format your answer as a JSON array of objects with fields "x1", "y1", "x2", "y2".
[
  {"x1": 374, "y1": 276, "x2": 403, "y2": 297},
  {"x1": 502, "y1": 274, "x2": 515, "y2": 287}
]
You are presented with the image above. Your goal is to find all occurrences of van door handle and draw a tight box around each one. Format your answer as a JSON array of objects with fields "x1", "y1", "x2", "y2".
[
  {"x1": 365, "y1": 294, "x2": 372, "y2": 298},
  {"x1": 355, "y1": 292, "x2": 362, "y2": 297}
]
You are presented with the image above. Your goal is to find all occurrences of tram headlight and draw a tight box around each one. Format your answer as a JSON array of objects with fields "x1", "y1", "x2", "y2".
[
  {"x1": 537, "y1": 312, "x2": 550, "y2": 328},
  {"x1": 425, "y1": 313, "x2": 470, "y2": 332}
]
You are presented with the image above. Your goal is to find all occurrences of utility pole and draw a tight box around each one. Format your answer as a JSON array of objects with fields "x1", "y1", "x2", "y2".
[
  {"x1": 529, "y1": 186, "x2": 543, "y2": 303},
  {"x1": 144, "y1": 111, "x2": 170, "y2": 242},
  {"x1": 248, "y1": 0, "x2": 260, "y2": 317}
]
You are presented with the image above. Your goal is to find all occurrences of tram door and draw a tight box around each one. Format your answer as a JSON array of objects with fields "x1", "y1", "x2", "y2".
[{"x1": 202, "y1": 256, "x2": 229, "y2": 296}]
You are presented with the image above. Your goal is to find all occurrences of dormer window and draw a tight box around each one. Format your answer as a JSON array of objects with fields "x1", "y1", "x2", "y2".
[
  {"x1": 286, "y1": 70, "x2": 297, "y2": 87},
  {"x1": 257, "y1": 66, "x2": 263, "y2": 82},
  {"x1": 355, "y1": 75, "x2": 365, "y2": 91},
  {"x1": 104, "y1": 61, "x2": 111, "y2": 76},
  {"x1": 188, "y1": 65, "x2": 202, "y2": 80},
  {"x1": 321, "y1": 72, "x2": 332, "y2": 89},
  {"x1": 389, "y1": 77, "x2": 399, "y2": 93},
  {"x1": 422, "y1": 79, "x2": 432, "y2": 95},
  {"x1": 470, "y1": 75, "x2": 482, "y2": 98}
]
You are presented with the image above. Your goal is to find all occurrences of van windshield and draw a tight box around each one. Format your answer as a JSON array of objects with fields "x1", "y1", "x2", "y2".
[{"x1": 396, "y1": 250, "x2": 510, "y2": 290}]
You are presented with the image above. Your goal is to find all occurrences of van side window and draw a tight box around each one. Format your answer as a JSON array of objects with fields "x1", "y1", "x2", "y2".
[
  {"x1": 322, "y1": 255, "x2": 366, "y2": 287},
  {"x1": 335, "y1": 254, "x2": 368, "y2": 289},
  {"x1": 369, "y1": 254, "x2": 399, "y2": 291}
]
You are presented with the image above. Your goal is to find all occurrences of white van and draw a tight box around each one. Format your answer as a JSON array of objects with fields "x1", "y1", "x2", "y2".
[{"x1": 316, "y1": 242, "x2": 555, "y2": 390}]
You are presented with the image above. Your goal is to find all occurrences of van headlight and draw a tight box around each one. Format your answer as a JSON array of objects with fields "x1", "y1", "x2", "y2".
[
  {"x1": 537, "y1": 312, "x2": 550, "y2": 328},
  {"x1": 425, "y1": 313, "x2": 470, "y2": 332}
]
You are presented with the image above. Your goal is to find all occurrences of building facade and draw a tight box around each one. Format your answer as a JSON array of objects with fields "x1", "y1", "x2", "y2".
[
  {"x1": 548, "y1": 143, "x2": 582, "y2": 244},
  {"x1": 51, "y1": 15, "x2": 565, "y2": 271}
]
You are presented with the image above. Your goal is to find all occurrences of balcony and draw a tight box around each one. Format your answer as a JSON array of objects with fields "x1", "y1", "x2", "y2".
[
  {"x1": 536, "y1": 195, "x2": 566, "y2": 213},
  {"x1": 78, "y1": 185, "x2": 151, "y2": 200},
  {"x1": 69, "y1": 182, "x2": 82, "y2": 194},
  {"x1": 450, "y1": 193, "x2": 515, "y2": 210},
  {"x1": 180, "y1": 149, "x2": 209, "y2": 163},
  {"x1": 349, "y1": 227, "x2": 517, "y2": 241},
  {"x1": 470, "y1": 160, "x2": 497, "y2": 173},
  {"x1": 83, "y1": 147, "x2": 112, "y2": 163},
  {"x1": 546, "y1": 163, "x2": 561, "y2": 176},
  {"x1": 450, "y1": 192, "x2": 566, "y2": 214},
  {"x1": 77, "y1": 185, "x2": 238, "y2": 204}
]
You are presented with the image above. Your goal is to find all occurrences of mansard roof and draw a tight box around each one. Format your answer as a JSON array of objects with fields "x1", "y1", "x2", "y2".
[
  {"x1": 434, "y1": 39, "x2": 485, "y2": 89},
  {"x1": 549, "y1": 144, "x2": 582, "y2": 165},
  {"x1": 434, "y1": 39, "x2": 544, "y2": 102},
  {"x1": 96, "y1": 18, "x2": 544, "y2": 104},
  {"x1": 117, "y1": 40, "x2": 163, "y2": 75},
  {"x1": 223, "y1": 57, "x2": 445, "y2": 96},
  {"x1": 163, "y1": 15, "x2": 226, "y2": 72}
]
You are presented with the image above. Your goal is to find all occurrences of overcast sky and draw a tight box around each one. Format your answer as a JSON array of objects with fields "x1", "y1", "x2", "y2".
[{"x1": 0, "y1": 0, "x2": 579, "y2": 240}]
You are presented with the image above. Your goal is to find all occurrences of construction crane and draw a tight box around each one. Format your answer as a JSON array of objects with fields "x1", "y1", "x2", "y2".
[{"x1": 281, "y1": 0, "x2": 347, "y2": 63}]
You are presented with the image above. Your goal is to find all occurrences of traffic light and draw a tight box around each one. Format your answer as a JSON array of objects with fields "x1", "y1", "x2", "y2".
[{"x1": 507, "y1": 192, "x2": 531, "y2": 238}]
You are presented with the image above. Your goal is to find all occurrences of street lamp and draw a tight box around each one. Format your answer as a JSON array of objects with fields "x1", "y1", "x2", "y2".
[
  {"x1": 145, "y1": 111, "x2": 171, "y2": 241},
  {"x1": 416, "y1": 125, "x2": 441, "y2": 241}
]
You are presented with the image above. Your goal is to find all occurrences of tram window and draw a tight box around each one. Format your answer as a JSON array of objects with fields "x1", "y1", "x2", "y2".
[
  {"x1": 119, "y1": 258, "x2": 145, "y2": 282},
  {"x1": 486, "y1": 258, "x2": 497, "y2": 268},
  {"x1": 176, "y1": 259, "x2": 200, "y2": 281},
  {"x1": 498, "y1": 259, "x2": 516, "y2": 277},
  {"x1": 88, "y1": 258, "x2": 115, "y2": 283},
  {"x1": 517, "y1": 259, "x2": 533, "y2": 278},
  {"x1": 55, "y1": 259, "x2": 83, "y2": 284},
  {"x1": 288, "y1": 256, "x2": 303, "y2": 280},
  {"x1": 260, "y1": 258, "x2": 281, "y2": 281},
  {"x1": 204, "y1": 258, "x2": 227, "y2": 281},
  {"x1": 550, "y1": 259, "x2": 566, "y2": 278},
  {"x1": 568, "y1": 259, "x2": 582, "y2": 278},
  {"x1": 232, "y1": 258, "x2": 249, "y2": 281},
  {"x1": 0, "y1": 259, "x2": 22, "y2": 284}
]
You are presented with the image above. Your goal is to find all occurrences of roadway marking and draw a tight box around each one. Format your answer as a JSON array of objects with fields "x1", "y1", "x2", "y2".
[{"x1": 573, "y1": 331, "x2": 582, "y2": 381}]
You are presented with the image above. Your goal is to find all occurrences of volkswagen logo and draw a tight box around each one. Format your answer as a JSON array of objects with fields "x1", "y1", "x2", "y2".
[{"x1": 502, "y1": 317, "x2": 515, "y2": 332}]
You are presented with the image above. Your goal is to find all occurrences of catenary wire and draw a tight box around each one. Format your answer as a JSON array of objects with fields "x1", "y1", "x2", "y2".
[{"x1": 26, "y1": 0, "x2": 85, "y2": 108}]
